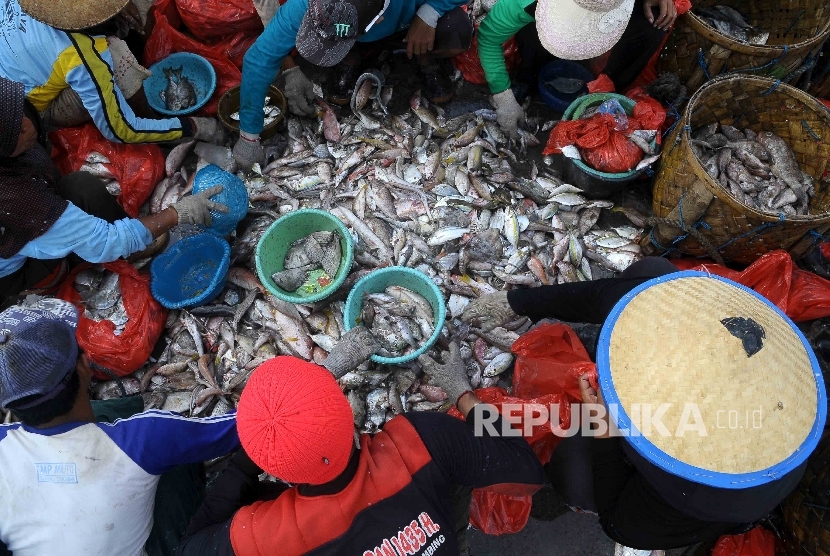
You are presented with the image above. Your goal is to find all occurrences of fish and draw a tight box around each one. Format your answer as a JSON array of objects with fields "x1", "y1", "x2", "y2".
[{"x1": 159, "y1": 66, "x2": 196, "y2": 112}]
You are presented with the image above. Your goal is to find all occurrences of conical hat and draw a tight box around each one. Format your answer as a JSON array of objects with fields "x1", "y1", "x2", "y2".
[
  {"x1": 535, "y1": 0, "x2": 635, "y2": 61},
  {"x1": 597, "y1": 271, "x2": 826, "y2": 489},
  {"x1": 20, "y1": 0, "x2": 129, "y2": 31}
]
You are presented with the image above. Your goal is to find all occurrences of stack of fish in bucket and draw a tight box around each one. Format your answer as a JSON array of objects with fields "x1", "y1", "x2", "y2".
[{"x1": 83, "y1": 73, "x2": 649, "y2": 432}]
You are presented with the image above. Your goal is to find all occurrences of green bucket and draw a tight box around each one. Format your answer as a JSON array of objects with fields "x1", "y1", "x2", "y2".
[
  {"x1": 255, "y1": 209, "x2": 354, "y2": 303},
  {"x1": 344, "y1": 267, "x2": 447, "y2": 365}
]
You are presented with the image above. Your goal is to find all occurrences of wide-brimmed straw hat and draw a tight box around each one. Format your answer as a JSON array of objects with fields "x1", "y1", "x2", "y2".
[
  {"x1": 536, "y1": 0, "x2": 635, "y2": 60},
  {"x1": 597, "y1": 271, "x2": 826, "y2": 489},
  {"x1": 19, "y1": 0, "x2": 129, "y2": 31}
]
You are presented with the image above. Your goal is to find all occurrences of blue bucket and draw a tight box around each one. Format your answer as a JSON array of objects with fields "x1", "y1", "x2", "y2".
[
  {"x1": 538, "y1": 60, "x2": 595, "y2": 112},
  {"x1": 192, "y1": 164, "x2": 249, "y2": 237},
  {"x1": 144, "y1": 53, "x2": 216, "y2": 116},
  {"x1": 150, "y1": 233, "x2": 231, "y2": 309}
]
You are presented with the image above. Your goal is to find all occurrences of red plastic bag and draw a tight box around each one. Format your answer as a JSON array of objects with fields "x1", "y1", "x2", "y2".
[
  {"x1": 584, "y1": 130, "x2": 644, "y2": 173},
  {"x1": 454, "y1": 35, "x2": 521, "y2": 86},
  {"x1": 673, "y1": 250, "x2": 830, "y2": 322},
  {"x1": 214, "y1": 32, "x2": 259, "y2": 70},
  {"x1": 49, "y1": 123, "x2": 164, "y2": 218},
  {"x1": 544, "y1": 114, "x2": 644, "y2": 172},
  {"x1": 174, "y1": 0, "x2": 262, "y2": 41},
  {"x1": 712, "y1": 527, "x2": 776, "y2": 556},
  {"x1": 628, "y1": 87, "x2": 668, "y2": 132},
  {"x1": 144, "y1": 0, "x2": 242, "y2": 115},
  {"x1": 57, "y1": 261, "x2": 167, "y2": 379},
  {"x1": 512, "y1": 323, "x2": 594, "y2": 400},
  {"x1": 587, "y1": 73, "x2": 615, "y2": 93}
]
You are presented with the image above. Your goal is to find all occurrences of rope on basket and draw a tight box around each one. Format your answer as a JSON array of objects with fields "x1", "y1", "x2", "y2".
[
  {"x1": 802, "y1": 120, "x2": 822, "y2": 141},
  {"x1": 697, "y1": 49, "x2": 712, "y2": 81},
  {"x1": 760, "y1": 80, "x2": 782, "y2": 96},
  {"x1": 646, "y1": 193, "x2": 726, "y2": 264},
  {"x1": 714, "y1": 212, "x2": 787, "y2": 253},
  {"x1": 736, "y1": 45, "x2": 790, "y2": 75}
]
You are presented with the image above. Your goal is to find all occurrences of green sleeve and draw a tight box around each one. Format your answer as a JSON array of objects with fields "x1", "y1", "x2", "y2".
[{"x1": 477, "y1": 0, "x2": 536, "y2": 94}]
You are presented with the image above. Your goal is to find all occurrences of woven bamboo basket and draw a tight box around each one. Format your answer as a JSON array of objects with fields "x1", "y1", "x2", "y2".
[
  {"x1": 657, "y1": 0, "x2": 830, "y2": 92},
  {"x1": 650, "y1": 74, "x2": 830, "y2": 265},
  {"x1": 781, "y1": 433, "x2": 830, "y2": 556}
]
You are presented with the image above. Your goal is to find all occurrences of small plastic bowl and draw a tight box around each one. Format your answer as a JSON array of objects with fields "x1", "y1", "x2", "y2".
[
  {"x1": 150, "y1": 233, "x2": 231, "y2": 309},
  {"x1": 344, "y1": 267, "x2": 447, "y2": 365},
  {"x1": 256, "y1": 209, "x2": 354, "y2": 304},
  {"x1": 538, "y1": 60, "x2": 595, "y2": 113},
  {"x1": 192, "y1": 164, "x2": 249, "y2": 237},
  {"x1": 218, "y1": 85, "x2": 287, "y2": 140},
  {"x1": 144, "y1": 53, "x2": 216, "y2": 116}
]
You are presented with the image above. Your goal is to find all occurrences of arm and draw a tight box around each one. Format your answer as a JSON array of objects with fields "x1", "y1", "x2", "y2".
[
  {"x1": 478, "y1": 0, "x2": 536, "y2": 94},
  {"x1": 64, "y1": 34, "x2": 188, "y2": 143},
  {"x1": 239, "y1": 0, "x2": 306, "y2": 135},
  {"x1": 416, "y1": 0, "x2": 470, "y2": 25}
]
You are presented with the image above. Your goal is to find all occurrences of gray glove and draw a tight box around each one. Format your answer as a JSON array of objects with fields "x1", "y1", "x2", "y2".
[
  {"x1": 280, "y1": 67, "x2": 317, "y2": 117},
  {"x1": 172, "y1": 185, "x2": 229, "y2": 226},
  {"x1": 189, "y1": 117, "x2": 226, "y2": 144},
  {"x1": 492, "y1": 89, "x2": 523, "y2": 140},
  {"x1": 460, "y1": 291, "x2": 517, "y2": 332},
  {"x1": 323, "y1": 326, "x2": 380, "y2": 378},
  {"x1": 252, "y1": 0, "x2": 279, "y2": 26},
  {"x1": 232, "y1": 131, "x2": 265, "y2": 171},
  {"x1": 417, "y1": 342, "x2": 471, "y2": 405}
]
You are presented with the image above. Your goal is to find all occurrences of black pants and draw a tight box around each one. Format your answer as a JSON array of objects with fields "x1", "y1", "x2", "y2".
[
  {"x1": 516, "y1": 0, "x2": 666, "y2": 93},
  {"x1": 0, "y1": 171, "x2": 128, "y2": 308}
]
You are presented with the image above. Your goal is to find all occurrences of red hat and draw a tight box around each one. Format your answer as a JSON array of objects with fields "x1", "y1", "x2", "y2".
[{"x1": 237, "y1": 356, "x2": 355, "y2": 485}]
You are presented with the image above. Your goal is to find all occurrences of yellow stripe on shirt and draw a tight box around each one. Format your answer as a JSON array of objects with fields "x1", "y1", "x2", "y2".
[{"x1": 26, "y1": 41, "x2": 101, "y2": 112}]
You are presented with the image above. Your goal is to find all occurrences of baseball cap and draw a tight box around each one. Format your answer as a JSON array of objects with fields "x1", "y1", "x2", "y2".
[
  {"x1": 296, "y1": 0, "x2": 387, "y2": 67},
  {"x1": 0, "y1": 298, "x2": 79, "y2": 408},
  {"x1": 536, "y1": 0, "x2": 636, "y2": 60}
]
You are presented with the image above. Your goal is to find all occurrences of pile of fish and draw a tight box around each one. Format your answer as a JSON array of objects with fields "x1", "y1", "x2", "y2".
[
  {"x1": 361, "y1": 286, "x2": 435, "y2": 359},
  {"x1": 75, "y1": 267, "x2": 129, "y2": 335},
  {"x1": 84, "y1": 70, "x2": 648, "y2": 431},
  {"x1": 694, "y1": 5, "x2": 769, "y2": 45},
  {"x1": 230, "y1": 95, "x2": 282, "y2": 127},
  {"x1": 692, "y1": 124, "x2": 814, "y2": 215},
  {"x1": 80, "y1": 151, "x2": 121, "y2": 196},
  {"x1": 271, "y1": 231, "x2": 341, "y2": 292},
  {"x1": 160, "y1": 66, "x2": 197, "y2": 112}
]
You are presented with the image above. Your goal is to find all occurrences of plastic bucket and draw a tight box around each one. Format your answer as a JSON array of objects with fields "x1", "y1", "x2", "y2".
[
  {"x1": 218, "y1": 85, "x2": 286, "y2": 140},
  {"x1": 256, "y1": 209, "x2": 354, "y2": 303},
  {"x1": 537, "y1": 60, "x2": 594, "y2": 112},
  {"x1": 144, "y1": 53, "x2": 216, "y2": 116},
  {"x1": 150, "y1": 232, "x2": 230, "y2": 309},
  {"x1": 343, "y1": 267, "x2": 446, "y2": 365},
  {"x1": 192, "y1": 165, "x2": 249, "y2": 237}
]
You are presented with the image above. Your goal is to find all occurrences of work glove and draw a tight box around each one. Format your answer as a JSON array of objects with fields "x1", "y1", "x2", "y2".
[
  {"x1": 460, "y1": 291, "x2": 517, "y2": 332},
  {"x1": 189, "y1": 117, "x2": 226, "y2": 145},
  {"x1": 418, "y1": 342, "x2": 472, "y2": 405},
  {"x1": 323, "y1": 326, "x2": 380, "y2": 379},
  {"x1": 280, "y1": 67, "x2": 317, "y2": 117},
  {"x1": 107, "y1": 37, "x2": 152, "y2": 98},
  {"x1": 253, "y1": 0, "x2": 280, "y2": 26},
  {"x1": 172, "y1": 185, "x2": 229, "y2": 226},
  {"x1": 491, "y1": 89, "x2": 523, "y2": 140},
  {"x1": 233, "y1": 131, "x2": 265, "y2": 172}
]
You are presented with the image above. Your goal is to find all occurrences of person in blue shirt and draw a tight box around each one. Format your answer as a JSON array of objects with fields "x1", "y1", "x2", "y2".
[
  {"x1": 0, "y1": 77, "x2": 228, "y2": 308},
  {"x1": 232, "y1": 0, "x2": 474, "y2": 171}
]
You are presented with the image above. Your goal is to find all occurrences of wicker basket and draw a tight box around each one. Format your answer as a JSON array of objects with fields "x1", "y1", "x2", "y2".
[
  {"x1": 650, "y1": 74, "x2": 830, "y2": 265},
  {"x1": 782, "y1": 433, "x2": 830, "y2": 556},
  {"x1": 657, "y1": 0, "x2": 830, "y2": 92}
]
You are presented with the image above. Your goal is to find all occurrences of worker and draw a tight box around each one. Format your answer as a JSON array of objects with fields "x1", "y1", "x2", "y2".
[
  {"x1": 0, "y1": 76, "x2": 228, "y2": 308},
  {"x1": 232, "y1": 0, "x2": 474, "y2": 170},
  {"x1": 460, "y1": 257, "x2": 824, "y2": 553},
  {"x1": 0, "y1": 0, "x2": 224, "y2": 144},
  {"x1": 0, "y1": 298, "x2": 241, "y2": 555},
  {"x1": 176, "y1": 341, "x2": 545, "y2": 555},
  {"x1": 479, "y1": 0, "x2": 675, "y2": 137}
]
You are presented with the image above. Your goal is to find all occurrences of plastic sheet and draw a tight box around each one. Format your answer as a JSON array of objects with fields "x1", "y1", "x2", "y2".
[
  {"x1": 174, "y1": 0, "x2": 262, "y2": 41},
  {"x1": 712, "y1": 526, "x2": 776, "y2": 556},
  {"x1": 49, "y1": 123, "x2": 164, "y2": 218},
  {"x1": 57, "y1": 261, "x2": 168, "y2": 379}
]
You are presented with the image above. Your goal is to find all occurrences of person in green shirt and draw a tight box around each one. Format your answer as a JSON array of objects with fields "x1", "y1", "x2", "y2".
[{"x1": 479, "y1": 0, "x2": 676, "y2": 137}]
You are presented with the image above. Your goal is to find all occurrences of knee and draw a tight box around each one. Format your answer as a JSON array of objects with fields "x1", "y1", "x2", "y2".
[{"x1": 56, "y1": 171, "x2": 107, "y2": 205}]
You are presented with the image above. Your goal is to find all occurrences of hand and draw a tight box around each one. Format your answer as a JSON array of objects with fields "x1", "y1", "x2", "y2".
[
  {"x1": 405, "y1": 16, "x2": 436, "y2": 59},
  {"x1": 252, "y1": 0, "x2": 280, "y2": 27},
  {"x1": 460, "y1": 291, "x2": 517, "y2": 332},
  {"x1": 643, "y1": 0, "x2": 676, "y2": 31},
  {"x1": 491, "y1": 89, "x2": 524, "y2": 139},
  {"x1": 11, "y1": 117, "x2": 36, "y2": 157},
  {"x1": 280, "y1": 67, "x2": 317, "y2": 117},
  {"x1": 233, "y1": 132, "x2": 265, "y2": 171},
  {"x1": 172, "y1": 185, "x2": 229, "y2": 226},
  {"x1": 114, "y1": 1, "x2": 144, "y2": 34},
  {"x1": 418, "y1": 342, "x2": 472, "y2": 405},
  {"x1": 579, "y1": 372, "x2": 611, "y2": 438},
  {"x1": 189, "y1": 117, "x2": 226, "y2": 145},
  {"x1": 323, "y1": 326, "x2": 380, "y2": 378}
]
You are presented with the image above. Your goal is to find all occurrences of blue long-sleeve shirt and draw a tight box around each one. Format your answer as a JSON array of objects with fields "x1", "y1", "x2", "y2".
[
  {"x1": 0, "y1": 203, "x2": 152, "y2": 278},
  {"x1": 239, "y1": 0, "x2": 466, "y2": 134}
]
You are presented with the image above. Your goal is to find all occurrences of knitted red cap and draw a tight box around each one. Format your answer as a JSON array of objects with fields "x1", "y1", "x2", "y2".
[{"x1": 237, "y1": 356, "x2": 355, "y2": 485}]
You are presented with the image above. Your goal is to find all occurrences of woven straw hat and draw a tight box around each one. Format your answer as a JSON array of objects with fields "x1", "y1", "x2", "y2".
[
  {"x1": 597, "y1": 271, "x2": 826, "y2": 489},
  {"x1": 19, "y1": 0, "x2": 129, "y2": 31},
  {"x1": 536, "y1": 0, "x2": 635, "y2": 60}
]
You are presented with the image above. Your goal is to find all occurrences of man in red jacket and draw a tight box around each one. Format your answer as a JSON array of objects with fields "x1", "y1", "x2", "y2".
[{"x1": 177, "y1": 348, "x2": 545, "y2": 556}]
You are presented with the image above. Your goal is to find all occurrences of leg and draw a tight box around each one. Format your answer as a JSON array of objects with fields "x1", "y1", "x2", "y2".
[
  {"x1": 145, "y1": 463, "x2": 205, "y2": 556},
  {"x1": 0, "y1": 258, "x2": 65, "y2": 309},
  {"x1": 56, "y1": 171, "x2": 129, "y2": 224},
  {"x1": 426, "y1": 7, "x2": 474, "y2": 59},
  {"x1": 546, "y1": 430, "x2": 598, "y2": 513},
  {"x1": 603, "y1": 0, "x2": 667, "y2": 91},
  {"x1": 618, "y1": 256, "x2": 678, "y2": 280},
  {"x1": 450, "y1": 484, "x2": 473, "y2": 555}
]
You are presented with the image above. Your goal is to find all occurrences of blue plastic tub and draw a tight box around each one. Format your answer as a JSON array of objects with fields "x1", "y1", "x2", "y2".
[
  {"x1": 150, "y1": 233, "x2": 231, "y2": 309},
  {"x1": 343, "y1": 267, "x2": 446, "y2": 365},
  {"x1": 144, "y1": 53, "x2": 216, "y2": 116},
  {"x1": 192, "y1": 165, "x2": 249, "y2": 237},
  {"x1": 538, "y1": 60, "x2": 594, "y2": 112}
]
